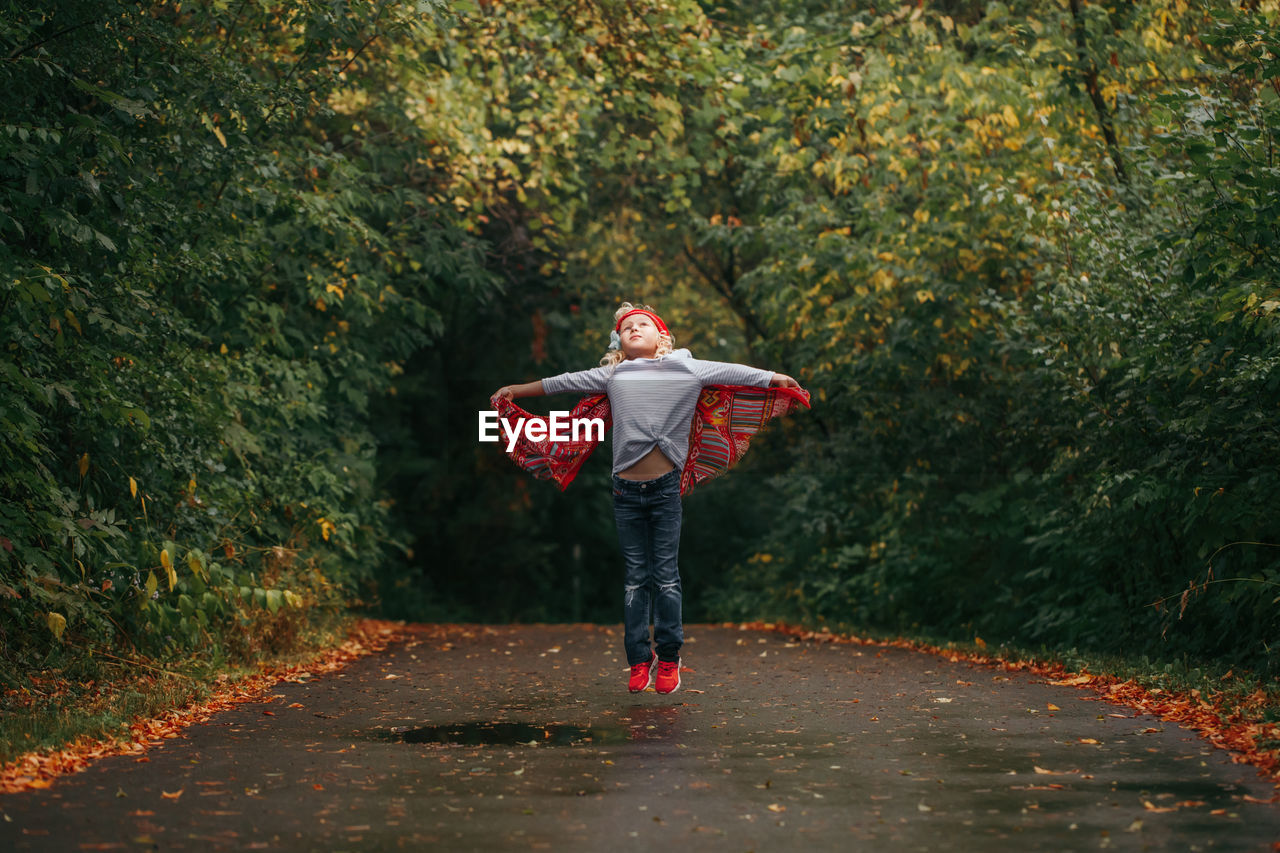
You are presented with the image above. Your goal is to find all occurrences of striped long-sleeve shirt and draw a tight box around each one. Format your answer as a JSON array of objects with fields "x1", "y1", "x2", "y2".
[{"x1": 541, "y1": 349, "x2": 775, "y2": 474}]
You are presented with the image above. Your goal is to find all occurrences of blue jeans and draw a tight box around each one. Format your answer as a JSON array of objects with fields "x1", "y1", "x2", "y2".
[{"x1": 612, "y1": 469, "x2": 683, "y2": 665}]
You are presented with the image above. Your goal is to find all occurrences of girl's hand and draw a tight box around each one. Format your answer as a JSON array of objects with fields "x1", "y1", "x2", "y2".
[
  {"x1": 493, "y1": 386, "x2": 515, "y2": 401},
  {"x1": 770, "y1": 373, "x2": 801, "y2": 389}
]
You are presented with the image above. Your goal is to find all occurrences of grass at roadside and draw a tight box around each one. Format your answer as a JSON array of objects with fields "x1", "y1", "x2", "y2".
[{"x1": 0, "y1": 614, "x2": 392, "y2": 776}]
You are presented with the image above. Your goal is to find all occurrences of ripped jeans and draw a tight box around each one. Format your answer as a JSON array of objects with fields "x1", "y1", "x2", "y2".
[{"x1": 612, "y1": 469, "x2": 683, "y2": 665}]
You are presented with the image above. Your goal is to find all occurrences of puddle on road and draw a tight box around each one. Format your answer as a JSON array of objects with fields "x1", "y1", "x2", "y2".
[
  {"x1": 371, "y1": 708, "x2": 682, "y2": 747},
  {"x1": 376, "y1": 722, "x2": 600, "y2": 746}
]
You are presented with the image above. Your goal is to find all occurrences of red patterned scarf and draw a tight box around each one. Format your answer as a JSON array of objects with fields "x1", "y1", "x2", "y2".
[{"x1": 489, "y1": 385, "x2": 810, "y2": 495}]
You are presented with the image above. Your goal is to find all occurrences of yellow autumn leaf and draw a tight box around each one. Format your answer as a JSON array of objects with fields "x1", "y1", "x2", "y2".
[
  {"x1": 129, "y1": 476, "x2": 138, "y2": 499},
  {"x1": 160, "y1": 548, "x2": 172, "y2": 570},
  {"x1": 166, "y1": 562, "x2": 177, "y2": 591},
  {"x1": 212, "y1": 124, "x2": 227, "y2": 147},
  {"x1": 79, "y1": 452, "x2": 89, "y2": 477},
  {"x1": 188, "y1": 477, "x2": 197, "y2": 494},
  {"x1": 47, "y1": 612, "x2": 67, "y2": 640}
]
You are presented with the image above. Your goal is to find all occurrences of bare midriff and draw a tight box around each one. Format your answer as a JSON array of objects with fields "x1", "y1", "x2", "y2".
[{"x1": 617, "y1": 446, "x2": 676, "y2": 481}]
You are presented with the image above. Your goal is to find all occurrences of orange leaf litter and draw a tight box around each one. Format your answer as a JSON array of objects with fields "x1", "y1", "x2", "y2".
[
  {"x1": 737, "y1": 620, "x2": 1280, "y2": 795},
  {"x1": 0, "y1": 619, "x2": 409, "y2": 795}
]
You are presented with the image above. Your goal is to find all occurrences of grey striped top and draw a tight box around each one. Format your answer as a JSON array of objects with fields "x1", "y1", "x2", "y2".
[{"x1": 541, "y1": 349, "x2": 774, "y2": 475}]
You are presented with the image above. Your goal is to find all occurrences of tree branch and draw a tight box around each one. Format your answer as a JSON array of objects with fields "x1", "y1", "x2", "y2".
[
  {"x1": 7, "y1": 19, "x2": 95, "y2": 61},
  {"x1": 1068, "y1": 0, "x2": 1129, "y2": 187}
]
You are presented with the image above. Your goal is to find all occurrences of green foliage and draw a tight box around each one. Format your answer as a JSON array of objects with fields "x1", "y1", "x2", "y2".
[
  {"x1": 399, "y1": 0, "x2": 1278, "y2": 672},
  {"x1": 694, "y1": 0, "x2": 1280, "y2": 672},
  {"x1": 0, "y1": 0, "x2": 497, "y2": 672}
]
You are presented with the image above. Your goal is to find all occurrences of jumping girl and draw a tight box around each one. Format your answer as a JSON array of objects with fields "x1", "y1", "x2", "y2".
[{"x1": 493, "y1": 303, "x2": 806, "y2": 695}]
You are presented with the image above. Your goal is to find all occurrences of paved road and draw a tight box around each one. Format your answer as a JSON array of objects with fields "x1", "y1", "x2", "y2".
[{"x1": 2, "y1": 624, "x2": 1277, "y2": 851}]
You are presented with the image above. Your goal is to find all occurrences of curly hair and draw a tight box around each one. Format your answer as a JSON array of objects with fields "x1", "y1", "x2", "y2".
[{"x1": 599, "y1": 302, "x2": 675, "y2": 366}]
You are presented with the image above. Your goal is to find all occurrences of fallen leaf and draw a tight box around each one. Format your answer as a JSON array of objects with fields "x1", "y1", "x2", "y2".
[
  {"x1": 1047, "y1": 703, "x2": 1060, "y2": 711},
  {"x1": 767, "y1": 803, "x2": 785, "y2": 813},
  {"x1": 1049, "y1": 675, "x2": 1093, "y2": 686},
  {"x1": 1143, "y1": 800, "x2": 1177, "y2": 813},
  {"x1": 1078, "y1": 738, "x2": 1100, "y2": 745},
  {"x1": 160, "y1": 789, "x2": 183, "y2": 800}
]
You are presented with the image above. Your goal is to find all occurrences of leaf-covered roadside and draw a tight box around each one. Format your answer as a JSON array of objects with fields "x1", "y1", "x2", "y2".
[
  {"x1": 740, "y1": 621, "x2": 1280, "y2": 791},
  {"x1": 0, "y1": 619, "x2": 407, "y2": 794}
]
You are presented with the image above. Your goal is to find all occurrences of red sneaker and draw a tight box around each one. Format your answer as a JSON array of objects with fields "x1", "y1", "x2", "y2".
[
  {"x1": 628, "y1": 652, "x2": 656, "y2": 693},
  {"x1": 655, "y1": 658, "x2": 681, "y2": 695}
]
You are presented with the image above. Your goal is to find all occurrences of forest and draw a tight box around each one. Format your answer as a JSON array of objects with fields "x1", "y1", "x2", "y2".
[{"x1": 2, "y1": 0, "x2": 1278, "y2": 697}]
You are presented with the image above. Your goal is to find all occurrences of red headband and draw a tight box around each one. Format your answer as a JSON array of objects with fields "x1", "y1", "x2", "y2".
[{"x1": 614, "y1": 309, "x2": 669, "y2": 336}]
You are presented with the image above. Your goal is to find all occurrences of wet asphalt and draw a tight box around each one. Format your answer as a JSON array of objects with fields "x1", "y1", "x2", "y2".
[{"x1": 1, "y1": 623, "x2": 1277, "y2": 851}]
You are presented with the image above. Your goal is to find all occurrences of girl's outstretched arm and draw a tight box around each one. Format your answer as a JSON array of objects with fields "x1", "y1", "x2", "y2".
[
  {"x1": 493, "y1": 380, "x2": 545, "y2": 401},
  {"x1": 769, "y1": 372, "x2": 801, "y2": 389}
]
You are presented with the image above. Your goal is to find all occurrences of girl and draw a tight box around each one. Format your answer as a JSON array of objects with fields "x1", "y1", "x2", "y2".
[{"x1": 493, "y1": 303, "x2": 805, "y2": 695}]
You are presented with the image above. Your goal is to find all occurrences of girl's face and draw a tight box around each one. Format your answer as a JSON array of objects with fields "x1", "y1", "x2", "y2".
[{"x1": 619, "y1": 314, "x2": 661, "y2": 359}]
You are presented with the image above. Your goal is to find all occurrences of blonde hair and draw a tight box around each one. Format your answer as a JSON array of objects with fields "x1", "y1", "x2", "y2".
[{"x1": 599, "y1": 301, "x2": 675, "y2": 366}]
